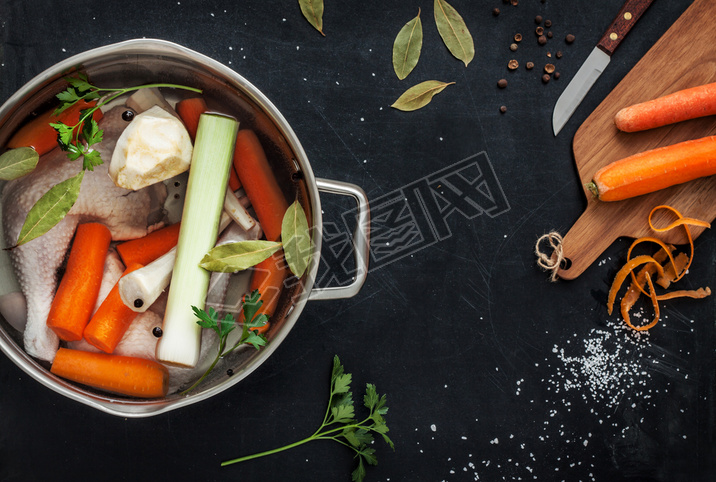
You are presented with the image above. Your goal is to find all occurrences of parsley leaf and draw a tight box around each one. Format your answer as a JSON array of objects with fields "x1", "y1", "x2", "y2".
[
  {"x1": 221, "y1": 356, "x2": 393, "y2": 482},
  {"x1": 181, "y1": 289, "x2": 268, "y2": 395}
]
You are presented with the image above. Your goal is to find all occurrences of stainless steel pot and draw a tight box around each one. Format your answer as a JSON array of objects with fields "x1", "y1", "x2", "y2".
[{"x1": 0, "y1": 39, "x2": 370, "y2": 417}]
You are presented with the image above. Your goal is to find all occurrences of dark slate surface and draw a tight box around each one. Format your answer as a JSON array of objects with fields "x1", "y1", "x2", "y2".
[{"x1": 1, "y1": 1, "x2": 714, "y2": 481}]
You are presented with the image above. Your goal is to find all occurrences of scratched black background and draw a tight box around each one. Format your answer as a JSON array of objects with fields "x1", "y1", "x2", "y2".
[{"x1": 1, "y1": 1, "x2": 714, "y2": 481}]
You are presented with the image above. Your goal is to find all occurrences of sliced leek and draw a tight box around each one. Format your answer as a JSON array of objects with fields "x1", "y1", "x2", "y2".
[{"x1": 155, "y1": 114, "x2": 239, "y2": 367}]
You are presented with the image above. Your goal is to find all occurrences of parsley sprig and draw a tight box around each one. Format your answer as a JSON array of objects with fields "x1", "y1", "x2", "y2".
[
  {"x1": 221, "y1": 355, "x2": 394, "y2": 482},
  {"x1": 181, "y1": 289, "x2": 268, "y2": 395},
  {"x1": 50, "y1": 73, "x2": 201, "y2": 170}
]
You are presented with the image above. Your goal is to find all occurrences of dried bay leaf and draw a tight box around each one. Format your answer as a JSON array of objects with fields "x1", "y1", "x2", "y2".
[
  {"x1": 15, "y1": 170, "x2": 84, "y2": 247},
  {"x1": 0, "y1": 147, "x2": 39, "y2": 180},
  {"x1": 434, "y1": 0, "x2": 474, "y2": 66},
  {"x1": 281, "y1": 200, "x2": 312, "y2": 278},
  {"x1": 299, "y1": 0, "x2": 325, "y2": 36},
  {"x1": 391, "y1": 80, "x2": 455, "y2": 112},
  {"x1": 393, "y1": 9, "x2": 423, "y2": 80},
  {"x1": 200, "y1": 240, "x2": 282, "y2": 273}
]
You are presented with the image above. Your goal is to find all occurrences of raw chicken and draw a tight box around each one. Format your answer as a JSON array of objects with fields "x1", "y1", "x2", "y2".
[{"x1": 2, "y1": 106, "x2": 167, "y2": 362}]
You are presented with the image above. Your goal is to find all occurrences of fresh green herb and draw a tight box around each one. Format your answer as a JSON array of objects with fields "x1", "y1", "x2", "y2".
[
  {"x1": 13, "y1": 170, "x2": 84, "y2": 247},
  {"x1": 393, "y1": 8, "x2": 423, "y2": 80},
  {"x1": 0, "y1": 147, "x2": 39, "y2": 181},
  {"x1": 181, "y1": 289, "x2": 268, "y2": 395},
  {"x1": 199, "y1": 240, "x2": 283, "y2": 273},
  {"x1": 391, "y1": 80, "x2": 455, "y2": 112},
  {"x1": 298, "y1": 0, "x2": 325, "y2": 36},
  {"x1": 281, "y1": 200, "x2": 312, "y2": 278},
  {"x1": 50, "y1": 73, "x2": 202, "y2": 170},
  {"x1": 221, "y1": 355, "x2": 394, "y2": 482}
]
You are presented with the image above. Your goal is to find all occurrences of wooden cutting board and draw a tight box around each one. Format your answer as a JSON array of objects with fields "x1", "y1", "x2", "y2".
[{"x1": 557, "y1": 0, "x2": 716, "y2": 280}]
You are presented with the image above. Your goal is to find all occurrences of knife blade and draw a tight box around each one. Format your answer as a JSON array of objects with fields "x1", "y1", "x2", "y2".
[{"x1": 552, "y1": 0, "x2": 655, "y2": 136}]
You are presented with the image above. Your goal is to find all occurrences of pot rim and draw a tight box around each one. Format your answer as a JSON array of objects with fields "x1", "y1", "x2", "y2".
[{"x1": 0, "y1": 38, "x2": 324, "y2": 417}]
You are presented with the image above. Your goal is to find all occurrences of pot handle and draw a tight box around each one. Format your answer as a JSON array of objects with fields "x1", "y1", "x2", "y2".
[{"x1": 309, "y1": 178, "x2": 371, "y2": 301}]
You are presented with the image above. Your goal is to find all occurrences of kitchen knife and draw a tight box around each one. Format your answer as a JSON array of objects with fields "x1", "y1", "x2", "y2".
[{"x1": 552, "y1": 0, "x2": 655, "y2": 136}]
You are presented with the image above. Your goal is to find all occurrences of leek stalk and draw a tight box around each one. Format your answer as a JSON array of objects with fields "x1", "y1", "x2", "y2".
[{"x1": 155, "y1": 114, "x2": 239, "y2": 367}]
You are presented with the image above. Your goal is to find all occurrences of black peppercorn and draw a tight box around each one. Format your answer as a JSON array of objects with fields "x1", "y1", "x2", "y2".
[
  {"x1": 152, "y1": 326, "x2": 163, "y2": 338},
  {"x1": 134, "y1": 299, "x2": 144, "y2": 308},
  {"x1": 121, "y1": 110, "x2": 135, "y2": 122}
]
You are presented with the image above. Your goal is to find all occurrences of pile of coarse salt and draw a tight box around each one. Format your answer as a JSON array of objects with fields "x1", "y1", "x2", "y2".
[{"x1": 547, "y1": 319, "x2": 652, "y2": 408}]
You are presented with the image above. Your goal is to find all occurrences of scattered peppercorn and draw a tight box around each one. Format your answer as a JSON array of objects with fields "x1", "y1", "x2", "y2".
[
  {"x1": 152, "y1": 326, "x2": 163, "y2": 338},
  {"x1": 508, "y1": 59, "x2": 519, "y2": 70},
  {"x1": 535, "y1": 26, "x2": 544, "y2": 36},
  {"x1": 497, "y1": 78, "x2": 508, "y2": 89},
  {"x1": 526, "y1": 61, "x2": 535, "y2": 70},
  {"x1": 554, "y1": 72, "x2": 561, "y2": 79},
  {"x1": 544, "y1": 19, "x2": 552, "y2": 28},
  {"x1": 556, "y1": 50, "x2": 563, "y2": 59},
  {"x1": 514, "y1": 33, "x2": 523, "y2": 42},
  {"x1": 122, "y1": 110, "x2": 135, "y2": 122},
  {"x1": 535, "y1": 15, "x2": 543, "y2": 24},
  {"x1": 542, "y1": 74, "x2": 551, "y2": 83},
  {"x1": 500, "y1": 105, "x2": 507, "y2": 113},
  {"x1": 544, "y1": 64, "x2": 555, "y2": 74},
  {"x1": 547, "y1": 31, "x2": 553, "y2": 38},
  {"x1": 493, "y1": 8, "x2": 500, "y2": 16},
  {"x1": 226, "y1": 368, "x2": 234, "y2": 376},
  {"x1": 538, "y1": 35, "x2": 547, "y2": 45},
  {"x1": 134, "y1": 299, "x2": 144, "y2": 308},
  {"x1": 510, "y1": 43, "x2": 518, "y2": 51},
  {"x1": 566, "y1": 34, "x2": 575, "y2": 44}
]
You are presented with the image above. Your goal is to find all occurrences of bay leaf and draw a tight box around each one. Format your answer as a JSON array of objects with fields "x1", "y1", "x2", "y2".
[
  {"x1": 393, "y1": 9, "x2": 423, "y2": 80},
  {"x1": 391, "y1": 80, "x2": 455, "y2": 112},
  {"x1": 299, "y1": 0, "x2": 325, "y2": 36},
  {"x1": 15, "y1": 170, "x2": 84, "y2": 247},
  {"x1": 281, "y1": 200, "x2": 312, "y2": 278},
  {"x1": 200, "y1": 240, "x2": 282, "y2": 273},
  {"x1": 0, "y1": 147, "x2": 39, "y2": 181},
  {"x1": 434, "y1": 0, "x2": 475, "y2": 66}
]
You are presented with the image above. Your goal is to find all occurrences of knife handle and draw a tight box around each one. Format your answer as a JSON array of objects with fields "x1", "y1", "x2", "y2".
[{"x1": 596, "y1": 0, "x2": 654, "y2": 56}]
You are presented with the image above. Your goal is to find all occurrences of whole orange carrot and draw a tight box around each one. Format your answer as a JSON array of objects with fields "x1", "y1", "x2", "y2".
[
  {"x1": 50, "y1": 347, "x2": 169, "y2": 398},
  {"x1": 7, "y1": 100, "x2": 104, "y2": 156},
  {"x1": 587, "y1": 135, "x2": 716, "y2": 201},
  {"x1": 233, "y1": 129, "x2": 289, "y2": 241},
  {"x1": 243, "y1": 250, "x2": 288, "y2": 334},
  {"x1": 47, "y1": 223, "x2": 112, "y2": 341},
  {"x1": 83, "y1": 262, "x2": 144, "y2": 353},
  {"x1": 615, "y1": 82, "x2": 716, "y2": 132},
  {"x1": 116, "y1": 223, "x2": 181, "y2": 267}
]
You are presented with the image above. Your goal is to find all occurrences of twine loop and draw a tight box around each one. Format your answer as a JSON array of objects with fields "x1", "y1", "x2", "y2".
[{"x1": 535, "y1": 232, "x2": 564, "y2": 282}]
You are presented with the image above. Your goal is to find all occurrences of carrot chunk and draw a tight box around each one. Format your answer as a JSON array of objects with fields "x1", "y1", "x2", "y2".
[
  {"x1": 47, "y1": 223, "x2": 112, "y2": 341},
  {"x1": 51, "y1": 347, "x2": 168, "y2": 398},
  {"x1": 242, "y1": 250, "x2": 288, "y2": 334},
  {"x1": 175, "y1": 97, "x2": 208, "y2": 142},
  {"x1": 7, "y1": 100, "x2": 104, "y2": 156},
  {"x1": 83, "y1": 262, "x2": 144, "y2": 353},
  {"x1": 232, "y1": 129, "x2": 289, "y2": 242},
  {"x1": 116, "y1": 223, "x2": 181, "y2": 267}
]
